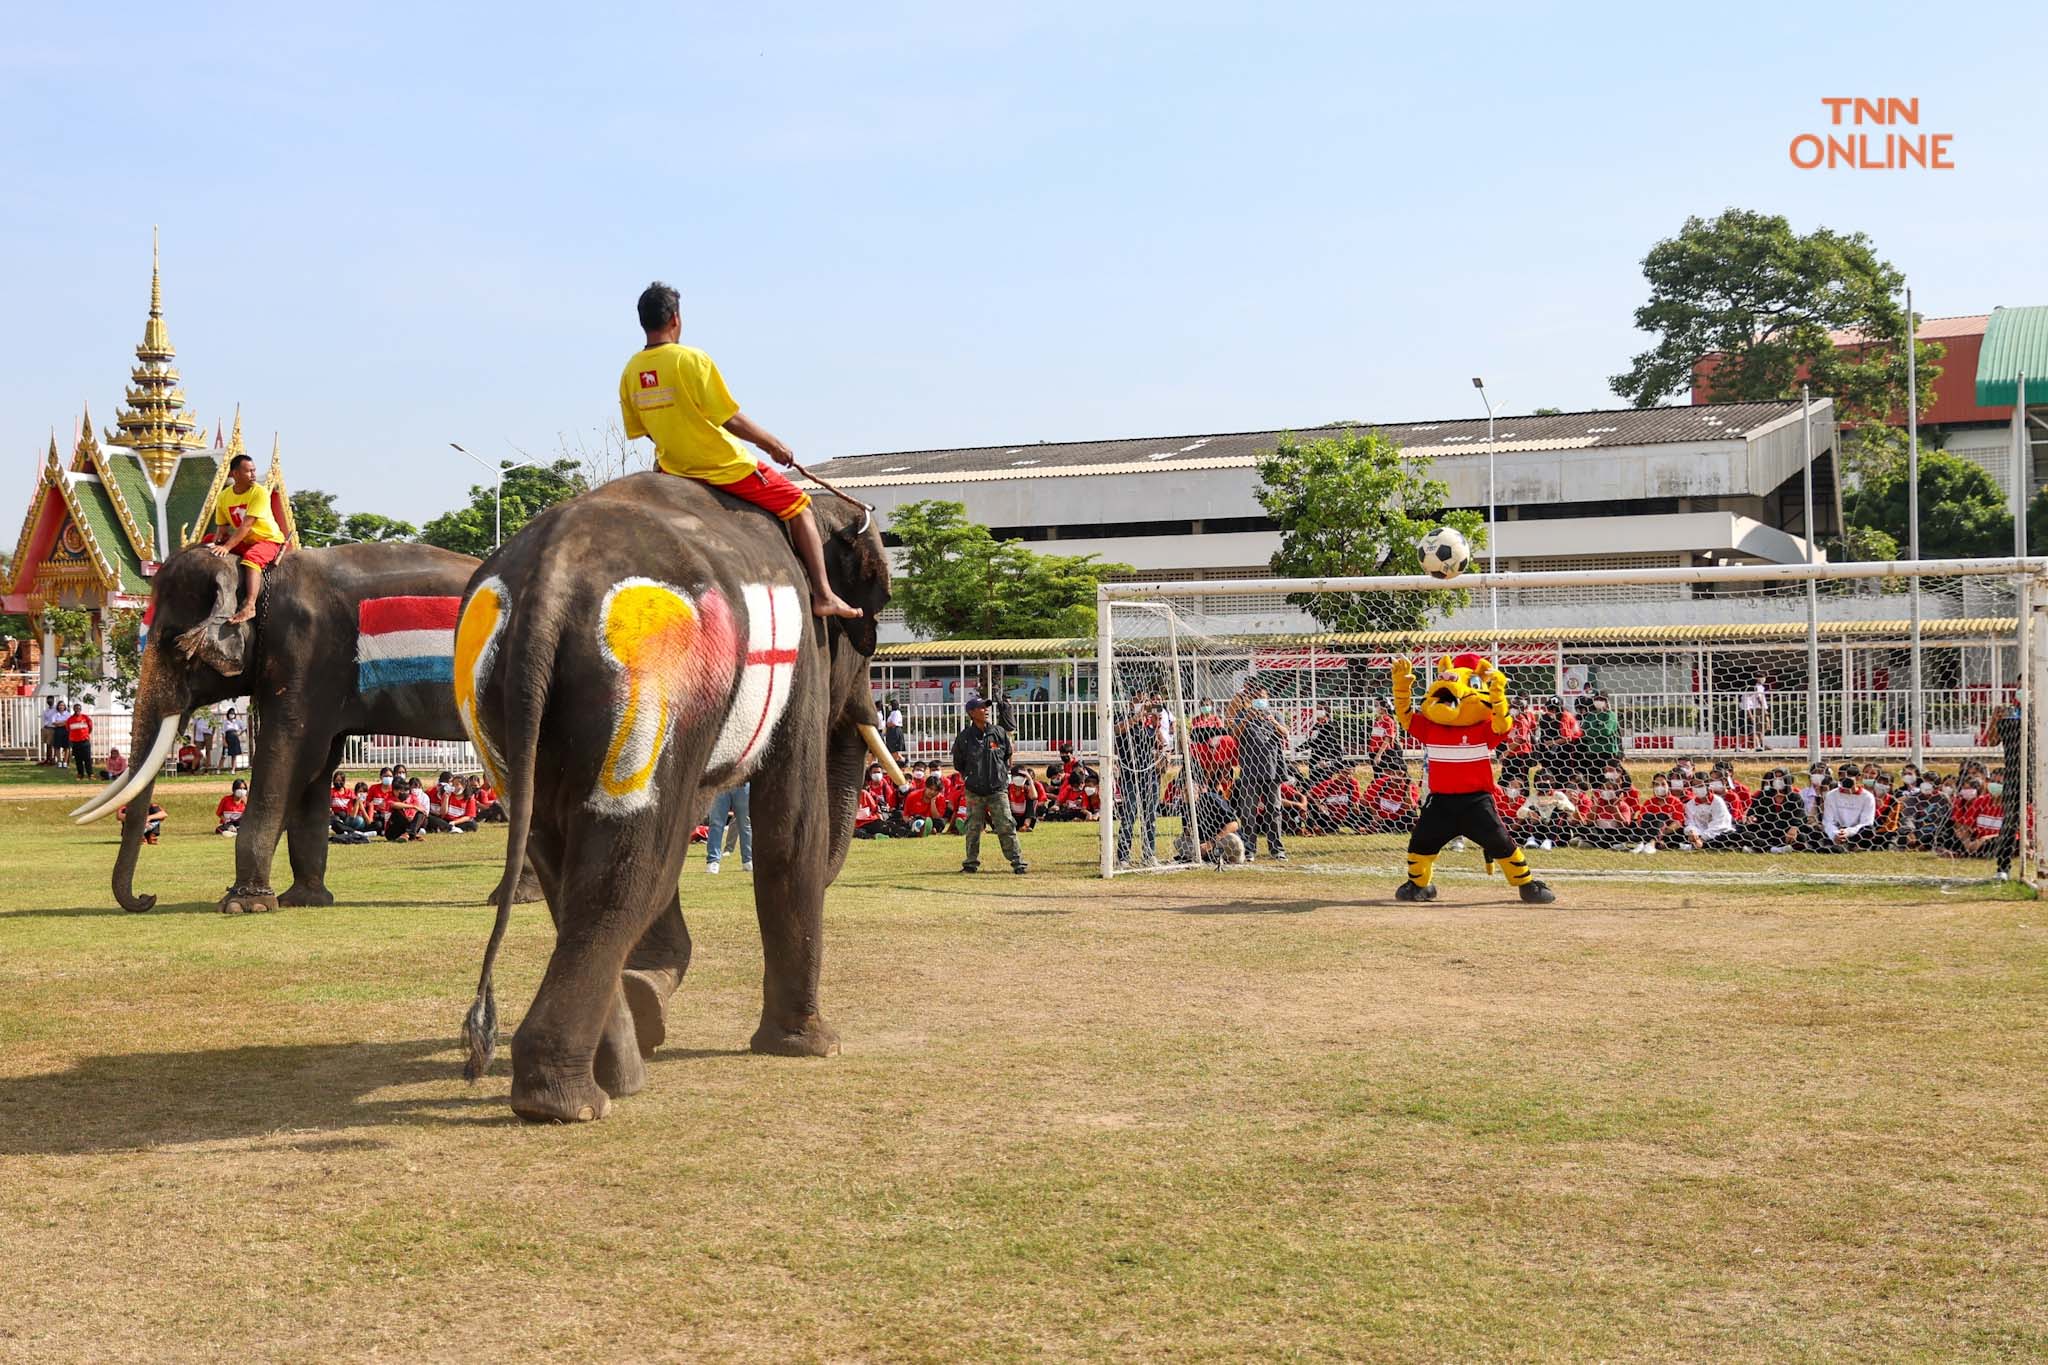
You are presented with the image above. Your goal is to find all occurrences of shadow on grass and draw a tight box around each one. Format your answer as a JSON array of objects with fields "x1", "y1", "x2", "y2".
[
  {"x1": 1145, "y1": 900, "x2": 1327, "y2": 916},
  {"x1": 6, "y1": 901, "x2": 228, "y2": 919},
  {"x1": 0, "y1": 1038, "x2": 757, "y2": 1155}
]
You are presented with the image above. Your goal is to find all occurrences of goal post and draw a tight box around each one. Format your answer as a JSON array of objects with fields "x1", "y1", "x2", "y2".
[{"x1": 1096, "y1": 557, "x2": 2048, "y2": 889}]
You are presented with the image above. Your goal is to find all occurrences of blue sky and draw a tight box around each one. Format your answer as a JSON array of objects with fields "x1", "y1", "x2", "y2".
[{"x1": 3, "y1": 2, "x2": 2042, "y2": 538}]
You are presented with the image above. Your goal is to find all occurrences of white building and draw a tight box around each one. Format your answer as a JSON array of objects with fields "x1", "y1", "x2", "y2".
[{"x1": 820, "y1": 400, "x2": 1839, "y2": 643}]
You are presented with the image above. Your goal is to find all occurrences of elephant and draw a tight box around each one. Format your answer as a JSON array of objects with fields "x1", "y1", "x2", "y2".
[
  {"x1": 454, "y1": 470, "x2": 893, "y2": 1123},
  {"x1": 71, "y1": 540, "x2": 537, "y2": 915}
]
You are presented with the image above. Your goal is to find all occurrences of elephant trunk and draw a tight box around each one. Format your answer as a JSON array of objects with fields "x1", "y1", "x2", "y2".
[
  {"x1": 822, "y1": 723, "x2": 870, "y2": 882},
  {"x1": 111, "y1": 771, "x2": 164, "y2": 913}
]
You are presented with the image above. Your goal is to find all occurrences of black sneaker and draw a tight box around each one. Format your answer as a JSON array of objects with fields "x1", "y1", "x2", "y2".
[
  {"x1": 1011, "y1": 862, "x2": 1028, "y2": 875},
  {"x1": 960, "y1": 863, "x2": 979, "y2": 874},
  {"x1": 1519, "y1": 880, "x2": 1557, "y2": 905},
  {"x1": 1271, "y1": 850, "x2": 1289, "y2": 862},
  {"x1": 1393, "y1": 880, "x2": 1437, "y2": 902}
]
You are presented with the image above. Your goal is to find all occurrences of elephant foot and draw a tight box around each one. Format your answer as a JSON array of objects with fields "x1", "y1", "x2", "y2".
[
  {"x1": 219, "y1": 886, "x2": 279, "y2": 915},
  {"x1": 620, "y1": 966, "x2": 683, "y2": 1059},
  {"x1": 279, "y1": 884, "x2": 334, "y2": 908},
  {"x1": 508, "y1": 1064, "x2": 614, "y2": 1124},
  {"x1": 750, "y1": 1014, "x2": 840, "y2": 1058},
  {"x1": 594, "y1": 1033, "x2": 647, "y2": 1100}
]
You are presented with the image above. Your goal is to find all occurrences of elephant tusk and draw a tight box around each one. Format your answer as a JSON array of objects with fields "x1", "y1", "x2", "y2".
[
  {"x1": 73, "y1": 717, "x2": 180, "y2": 824},
  {"x1": 858, "y1": 724, "x2": 906, "y2": 788}
]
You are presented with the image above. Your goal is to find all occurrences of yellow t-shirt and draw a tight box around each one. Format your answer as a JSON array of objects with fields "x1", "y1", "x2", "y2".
[
  {"x1": 618, "y1": 344, "x2": 756, "y2": 485},
  {"x1": 213, "y1": 483, "x2": 282, "y2": 543}
]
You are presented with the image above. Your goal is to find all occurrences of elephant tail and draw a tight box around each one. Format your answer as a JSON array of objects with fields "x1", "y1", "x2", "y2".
[{"x1": 461, "y1": 603, "x2": 555, "y2": 1083}]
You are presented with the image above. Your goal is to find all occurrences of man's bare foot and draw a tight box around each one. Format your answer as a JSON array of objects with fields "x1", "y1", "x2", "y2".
[
  {"x1": 811, "y1": 593, "x2": 862, "y2": 619},
  {"x1": 227, "y1": 609, "x2": 255, "y2": 625}
]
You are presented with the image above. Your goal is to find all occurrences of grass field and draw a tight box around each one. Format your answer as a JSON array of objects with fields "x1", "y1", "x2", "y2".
[{"x1": 3, "y1": 770, "x2": 2046, "y2": 1362}]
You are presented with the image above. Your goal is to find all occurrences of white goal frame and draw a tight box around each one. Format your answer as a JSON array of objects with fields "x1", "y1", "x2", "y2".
[{"x1": 1095, "y1": 556, "x2": 2048, "y2": 887}]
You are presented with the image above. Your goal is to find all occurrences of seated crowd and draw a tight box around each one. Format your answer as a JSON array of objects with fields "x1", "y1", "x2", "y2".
[
  {"x1": 852, "y1": 744, "x2": 1102, "y2": 840},
  {"x1": 323, "y1": 764, "x2": 507, "y2": 844}
]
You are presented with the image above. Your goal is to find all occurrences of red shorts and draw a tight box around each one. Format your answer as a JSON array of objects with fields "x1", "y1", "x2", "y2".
[
  {"x1": 700, "y1": 465, "x2": 811, "y2": 521},
  {"x1": 225, "y1": 539, "x2": 283, "y2": 571}
]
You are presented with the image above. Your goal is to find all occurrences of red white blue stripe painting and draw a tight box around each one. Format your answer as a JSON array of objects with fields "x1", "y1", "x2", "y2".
[{"x1": 357, "y1": 596, "x2": 461, "y2": 692}]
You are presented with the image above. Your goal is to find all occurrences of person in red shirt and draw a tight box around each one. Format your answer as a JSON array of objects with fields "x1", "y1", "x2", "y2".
[
  {"x1": 863, "y1": 764, "x2": 897, "y2": 816},
  {"x1": 1492, "y1": 776, "x2": 1527, "y2": 825},
  {"x1": 327, "y1": 771, "x2": 352, "y2": 831},
  {"x1": 1306, "y1": 768, "x2": 1362, "y2": 833},
  {"x1": 365, "y1": 777, "x2": 393, "y2": 836},
  {"x1": 439, "y1": 776, "x2": 479, "y2": 833},
  {"x1": 1276, "y1": 767, "x2": 1311, "y2": 836},
  {"x1": 176, "y1": 736, "x2": 203, "y2": 773},
  {"x1": 1708, "y1": 762, "x2": 1752, "y2": 822},
  {"x1": 1635, "y1": 774, "x2": 1689, "y2": 851},
  {"x1": 1006, "y1": 770, "x2": 1040, "y2": 831},
  {"x1": 65, "y1": 704, "x2": 94, "y2": 781},
  {"x1": 1357, "y1": 769, "x2": 1418, "y2": 834},
  {"x1": 472, "y1": 775, "x2": 504, "y2": 823},
  {"x1": 1578, "y1": 777, "x2": 1642, "y2": 849},
  {"x1": 1047, "y1": 767, "x2": 1092, "y2": 822},
  {"x1": 214, "y1": 779, "x2": 248, "y2": 836},
  {"x1": 1954, "y1": 782, "x2": 2005, "y2": 857},
  {"x1": 1391, "y1": 655, "x2": 1554, "y2": 903},
  {"x1": 853, "y1": 785, "x2": 886, "y2": 837},
  {"x1": 900, "y1": 776, "x2": 948, "y2": 836},
  {"x1": 370, "y1": 767, "x2": 395, "y2": 806}
]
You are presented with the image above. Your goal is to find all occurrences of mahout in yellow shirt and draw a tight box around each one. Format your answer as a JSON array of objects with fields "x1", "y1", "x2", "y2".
[{"x1": 618, "y1": 343, "x2": 757, "y2": 484}]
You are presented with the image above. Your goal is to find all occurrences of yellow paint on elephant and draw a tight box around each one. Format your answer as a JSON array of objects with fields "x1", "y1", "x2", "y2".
[
  {"x1": 595, "y1": 579, "x2": 704, "y2": 814},
  {"x1": 454, "y1": 579, "x2": 509, "y2": 788}
]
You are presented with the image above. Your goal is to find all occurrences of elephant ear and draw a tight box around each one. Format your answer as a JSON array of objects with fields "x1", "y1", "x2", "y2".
[
  {"x1": 172, "y1": 559, "x2": 254, "y2": 677},
  {"x1": 824, "y1": 510, "x2": 891, "y2": 659}
]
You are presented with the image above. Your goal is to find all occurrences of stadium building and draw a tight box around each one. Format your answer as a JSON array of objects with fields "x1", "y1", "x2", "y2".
[{"x1": 822, "y1": 399, "x2": 1843, "y2": 644}]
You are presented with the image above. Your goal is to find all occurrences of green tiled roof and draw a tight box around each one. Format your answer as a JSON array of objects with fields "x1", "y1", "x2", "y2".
[
  {"x1": 105, "y1": 450, "x2": 159, "y2": 559},
  {"x1": 1975, "y1": 306, "x2": 2048, "y2": 407},
  {"x1": 72, "y1": 480, "x2": 149, "y2": 594},
  {"x1": 165, "y1": 453, "x2": 221, "y2": 549}
]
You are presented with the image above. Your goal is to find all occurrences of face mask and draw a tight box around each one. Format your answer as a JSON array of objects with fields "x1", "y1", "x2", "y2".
[
  {"x1": 1085, "y1": 785, "x2": 1097, "y2": 795},
  {"x1": 1959, "y1": 787, "x2": 1975, "y2": 799},
  {"x1": 1599, "y1": 786, "x2": 1614, "y2": 797},
  {"x1": 1504, "y1": 786, "x2": 1522, "y2": 798},
  {"x1": 1921, "y1": 781, "x2": 1935, "y2": 794},
  {"x1": 1594, "y1": 700, "x2": 1608, "y2": 710},
  {"x1": 1692, "y1": 788, "x2": 1710, "y2": 801},
  {"x1": 1603, "y1": 770, "x2": 1619, "y2": 782},
  {"x1": 1903, "y1": 772, "x2": 1918, "y2": 784},
  {"x1": 1809, "y1": 774, "x2": 1825, "y2": 786},
  {"x1": 1771, "y1": 778, "x2": 1787, "y2": 792},
  {"x1": 1653, "y1": 784, "x2": 1668, "y2": 796},
  {"x1": 1251, "y1": 698, "x2": 1270, "y2": 710},
  {"x1": 1989, "y1": 782, "x2": 2004, "y2": 797},
  {"x1": 1709, "y1": 782, "x2": 1726, "y2": 794},
  {"x1": 1873, "y1": 782, "x2": 1889, "y2": 794}
]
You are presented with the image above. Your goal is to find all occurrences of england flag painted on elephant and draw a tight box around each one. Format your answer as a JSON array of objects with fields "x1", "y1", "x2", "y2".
[
  {"x1": 358, "y1": 595, "x2": 460, "y2": 693},
  {"x1": 707, "y1": 582, "x2": 802, "y2": 776}
]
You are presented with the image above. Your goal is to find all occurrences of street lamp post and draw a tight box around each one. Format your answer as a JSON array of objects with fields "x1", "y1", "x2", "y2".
[
  {"x1": 451, "y1": 443, "x2": 540, "y2": 551},
  {"x1": 1472, "y1": 378, "x2": 1501, "y2": 636}
]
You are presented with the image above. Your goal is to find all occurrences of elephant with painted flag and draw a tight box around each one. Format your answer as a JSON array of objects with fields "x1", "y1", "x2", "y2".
[
  {"x1": 71, "y1": 540, "x2": 540, "y2": 915},
  {"x1": 454, "y1": 470, "x2": 893, "y2": 1122}
]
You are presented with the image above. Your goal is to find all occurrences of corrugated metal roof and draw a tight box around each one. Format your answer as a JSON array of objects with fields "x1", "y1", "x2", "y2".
[
  {"x1": 1976, "y1": 306, "x2": 2048, "y2": 407},
  {"x1": 873, "y1": 617, "x2": 2013, "y2": 660},
  {"x1": 820, "y1": 401, "x2": 1807, "y2": 485},
  {"x1": 1832, "y1": 314, "x2": 1989, "y2": 344}
]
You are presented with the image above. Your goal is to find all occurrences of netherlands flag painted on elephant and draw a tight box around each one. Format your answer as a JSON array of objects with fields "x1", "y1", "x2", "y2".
[{"x1": 357, "y1": 596, "x2": 461, "y2": 692}]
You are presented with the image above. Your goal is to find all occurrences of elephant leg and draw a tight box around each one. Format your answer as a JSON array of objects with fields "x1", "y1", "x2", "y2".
[
  {"x1": 745, "y1": 764, "x2": 839, "y2": 1058},
  {"x1": 225, "y1": 727, "x2": 338, "y2": 914},
  {"x1": 280, "y1": 735, "x2": 348, "y2": 907},
  {"x1": 622, "y1": 891, "x2": 692, "y2": 1059},
  {"x1": 509, "y1": 817, "x2": 688, "y2": 1123}
]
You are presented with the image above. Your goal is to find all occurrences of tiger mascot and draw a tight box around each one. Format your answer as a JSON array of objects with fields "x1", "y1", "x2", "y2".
[{"x1": 1390, "y1": 653, "x2": 1556, "y2": 904}]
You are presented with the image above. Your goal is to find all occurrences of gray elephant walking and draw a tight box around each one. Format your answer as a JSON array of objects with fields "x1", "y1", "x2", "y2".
[
  {"x1": 72, "y1": 541, "x2": 538, "y2": 915},
  {"x1": 456, "y1": 471, "x2": 891, "y2": 1123}
]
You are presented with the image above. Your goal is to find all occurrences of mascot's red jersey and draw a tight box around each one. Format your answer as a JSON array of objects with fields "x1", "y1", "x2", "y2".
[
  {"x1": 1392, "y1": 651, "x2": 1513, "y2": 795},
  {"x1": 1404, "y1": 713, "x2": 1507, "y2": 793}
]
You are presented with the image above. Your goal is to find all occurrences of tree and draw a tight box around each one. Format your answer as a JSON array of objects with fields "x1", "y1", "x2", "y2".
[
  {"x1": 1844, "y1": 451, "x2": 2011, "y2": 562},
  {"x1": 340, "y1": 512, "x2": 417, "y2": 543},
  {"x1": 1532, "y1": 407, "x2": 1563, "y2": 416},
  {"x1": 419, "y1": 459, "x2": 589, "y2": 558},
  {"x1": 1255, "y1": 429, "x2": 1487, "y2": 630},
  {"x1": 1610, "y1": 208, "x2": 1943, "y2": 425},
  {"x1": 41, "y1": 604, "x2": 142, "y2": 706},
  {"x1": 289, "y1": 489, "x2": 341, "y2": 544},
  {"x1": 888, "y1": 500, "x2": 1130, "y2": 640}
]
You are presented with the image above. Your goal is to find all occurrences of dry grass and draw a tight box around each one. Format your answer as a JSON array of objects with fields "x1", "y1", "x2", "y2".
[{"x1": 1, "y1": 778, "x2": 2045, "y2": 1362}]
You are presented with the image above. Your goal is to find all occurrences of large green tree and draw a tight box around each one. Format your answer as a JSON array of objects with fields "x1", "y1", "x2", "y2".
[
  {"x1": 419, "y1": 459, "x2": 588, "y2": 558},
  {"x1": 1610, "y1": 208, "x2": 1943, "y2": 424},
  {"x1": 1844, "y1": 451, "x2": 2012, "y2": 561},
  {"x1": 340, "y1": 512, "x2": 417, "y2": 543},
  {"x1": 289, "y1": 490, "x2": 417, "y2": 546},
  {"x1": 1255, "y1": 429, "x2": 1486, "y2": 630},
  {"x1": 888, "y1": 500, "x2": 1129, "y2": 640}
]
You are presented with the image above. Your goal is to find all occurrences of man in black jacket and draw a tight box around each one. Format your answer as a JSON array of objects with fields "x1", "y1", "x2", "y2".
[
  {"x1": 953, "y1": 696, "x2": 1027, "y2": 874},
  {"x1": 1230, "y1": 686, "x2": 1290, "y2": 862}
]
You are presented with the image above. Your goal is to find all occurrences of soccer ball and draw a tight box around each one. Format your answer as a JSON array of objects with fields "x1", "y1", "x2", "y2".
[{"x1": 1418, "y1": 526, "x2": 1471, "y2": 580}]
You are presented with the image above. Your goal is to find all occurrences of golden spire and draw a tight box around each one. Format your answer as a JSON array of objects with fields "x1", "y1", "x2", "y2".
[
  {"x1": 226, "y1": 404, "x2": 244, "y2": 455},
  {"x1": 109, "y1": 229, "x2": 205, "y2": 487}
]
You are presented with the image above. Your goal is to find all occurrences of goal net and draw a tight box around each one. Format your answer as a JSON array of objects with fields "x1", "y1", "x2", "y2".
[{"x1": 1096, "y1": 559, "x2": 2048, "y2": 887}]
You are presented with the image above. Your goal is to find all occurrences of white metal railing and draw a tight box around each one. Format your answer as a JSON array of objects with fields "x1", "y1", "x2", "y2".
[{"x1": 342, "y1": 736, "x2": 480, "y2": 772}]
